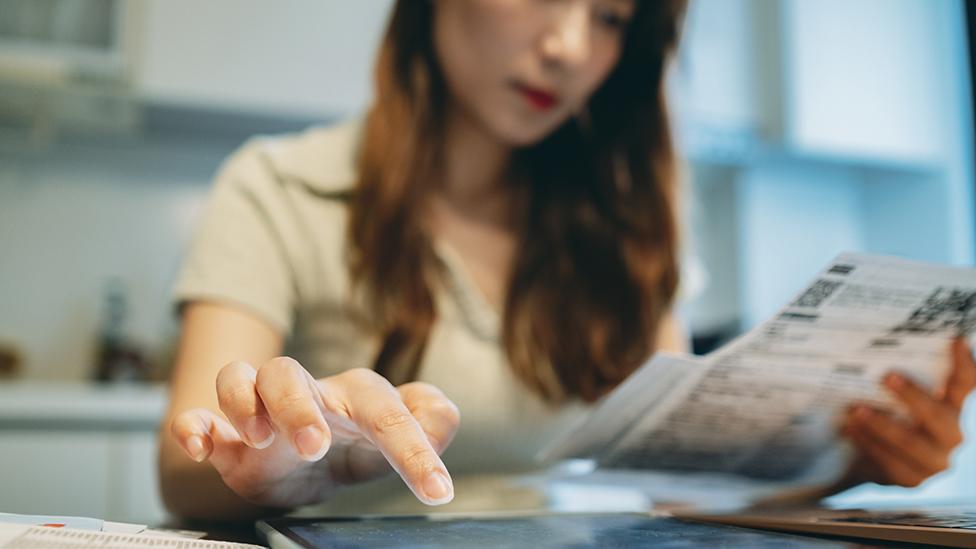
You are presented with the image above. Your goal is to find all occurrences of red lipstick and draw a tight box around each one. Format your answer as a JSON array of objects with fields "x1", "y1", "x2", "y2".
[{"x1": 516, "y1": 84, "x2": 558, "y2": 111}]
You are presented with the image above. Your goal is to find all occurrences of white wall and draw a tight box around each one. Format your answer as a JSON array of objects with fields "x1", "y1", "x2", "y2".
[
  {"x1": 0, "y1": 142, "x2": 217, "y2": 380},
  {"x1": 783, "y1": 0, "x2": 944, "y2": 163},
  {"x1": 676, "y1": 0, "x2": 769, "y2": 134}
]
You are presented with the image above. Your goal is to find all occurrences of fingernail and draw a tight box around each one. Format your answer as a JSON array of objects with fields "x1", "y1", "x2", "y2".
[
  {"x1": 422, "y1": 471, "x2": 453, "y2": 504},
  {"x1": 294, "y1": 426, "x2": 327, "y2": 460},
  {"x1": 245, "y1": 417, "x2": 275, "y2": 449},
  {"x1": 856, "y1": 406, "x2": 873, "y2": 420},
  {"x1": 186, "y1": 435, "x2": 206, "y2": 462}
]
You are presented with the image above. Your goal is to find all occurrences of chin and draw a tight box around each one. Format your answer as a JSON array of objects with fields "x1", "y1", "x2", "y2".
[{"x1": 491, "y1": 113, "x2": 568, "y2": 148}]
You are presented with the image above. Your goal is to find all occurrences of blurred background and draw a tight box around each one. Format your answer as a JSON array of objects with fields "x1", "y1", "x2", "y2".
[{"x1": 0, "y1": 0, "x2": 972, "y2": 525}]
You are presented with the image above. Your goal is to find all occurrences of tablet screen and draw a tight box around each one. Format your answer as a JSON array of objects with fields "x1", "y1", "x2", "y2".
[{"x1": 260, "y1": 512, "x2": 848, "y2": 548}]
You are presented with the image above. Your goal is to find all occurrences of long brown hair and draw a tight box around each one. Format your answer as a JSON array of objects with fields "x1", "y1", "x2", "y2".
[{"x1": 349, "y1": 0, "x2": 687, "y2": 403}]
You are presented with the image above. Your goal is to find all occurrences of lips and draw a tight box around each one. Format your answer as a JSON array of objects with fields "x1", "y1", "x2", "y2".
[{"x1": 515, "y1": 83, "x2": 559, "y2": 111}]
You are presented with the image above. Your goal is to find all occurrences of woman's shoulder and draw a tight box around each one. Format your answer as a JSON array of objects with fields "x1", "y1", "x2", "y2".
[{"x1": 223, "y1": 117, "x2": 363, "y2": 196}]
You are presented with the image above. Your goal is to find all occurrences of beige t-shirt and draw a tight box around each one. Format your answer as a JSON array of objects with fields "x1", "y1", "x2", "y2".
[{"x1": 174, "y1": 119, "x2": 589, "y2": 512}]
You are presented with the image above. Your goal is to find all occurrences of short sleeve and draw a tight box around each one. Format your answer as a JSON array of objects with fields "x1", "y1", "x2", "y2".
[{"x1": 173, "y1": 139, "x2": 298, "y2": 334}]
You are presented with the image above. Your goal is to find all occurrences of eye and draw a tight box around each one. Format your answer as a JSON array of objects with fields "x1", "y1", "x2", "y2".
[{"x1": 593, "y1": 7, "x2": 632, "y2": 31}]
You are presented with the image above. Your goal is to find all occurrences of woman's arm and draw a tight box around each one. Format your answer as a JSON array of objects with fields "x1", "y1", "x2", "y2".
[{"x1": 159, "y1": 301, "x2": 286, "y2": 521}]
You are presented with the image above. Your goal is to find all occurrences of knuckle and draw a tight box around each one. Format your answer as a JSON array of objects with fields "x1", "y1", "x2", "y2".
[
  {"x1": 260, "y1": 356, "x2": 303, "y2": 378},
  {"x1": 172, "y1": 409, "x2": 195, "y2": 424},
  {"x1": 406, "y1": 381, "x2": 443, "y2": 397},
  {"x1": 343, "y1": 367, "x2": 385, "y2": 387},
  {"x1": 220, "y1": 360, "x2": 252, "y2": 377},
  {"x1": 400, "y1": 444, "x2": 437, "y2": 474},
  {"x1": 171, "y1": 408, "x2": 205, "y2": 437},
  {"x1": 217, "y1": 382, "x2": 256, "y2": 414},
  {"x1": 370, "y1": 409, "x2": 415, "y2": 435},
  {"x1": 428, "y1": 399, "x2": 461, "y2": 426},
  {"x1": 270, "y1": 389, "x2": 312, "y2": 417},
  {"x1": 170, "y1": 413, "x2": 193, "y2": 438},
  {"x1": 319, "y1": 385, "x2": 351, "y2": 418}
]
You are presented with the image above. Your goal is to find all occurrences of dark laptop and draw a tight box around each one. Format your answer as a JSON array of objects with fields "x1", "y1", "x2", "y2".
[{"x1": 684, "y1": 505, "x2": 976, "y2": 548}]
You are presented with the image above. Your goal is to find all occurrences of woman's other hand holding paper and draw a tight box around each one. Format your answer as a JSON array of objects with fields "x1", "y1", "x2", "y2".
[{"x1": 841, "y1": 338, "x2": 976, "y2": 487}]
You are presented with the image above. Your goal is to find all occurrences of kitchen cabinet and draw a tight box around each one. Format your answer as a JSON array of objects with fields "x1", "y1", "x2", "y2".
[
  {"x1": 133, "y1": 0, "x2": 393, "y2": 117},
  {"x1": 673, "y1": 0, "x2": 776, "y2": 140},
  {"x1": 0, "y1": 383, "x2": 167, "y2": 525},
  {"x1": 677, "y1": 0, "x2": 952, "y2": 167},
  {"x1": 781, "y1": 0, "x2": 947, "y2": 164}
]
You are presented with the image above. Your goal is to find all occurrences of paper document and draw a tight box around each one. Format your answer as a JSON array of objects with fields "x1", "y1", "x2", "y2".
[
  {"x1": 0, "y1": 514, "x2": 105, "y2": 531},
  {"x1": 541, "y1": 252, "x2": 976, "y2": 488},
  {"x1": 0, "y1": 522, "x2": 261, "y2": 549}
]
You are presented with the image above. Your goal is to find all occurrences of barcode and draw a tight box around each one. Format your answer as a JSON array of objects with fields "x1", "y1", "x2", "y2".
[{"x1": 791, "y1": 279, "x2": 842, "y2": 309}]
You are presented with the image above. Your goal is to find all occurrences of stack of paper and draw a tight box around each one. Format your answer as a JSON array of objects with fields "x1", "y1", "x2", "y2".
[{"x1": 0, "y1": 523, "x2": 263, "y2": 548}]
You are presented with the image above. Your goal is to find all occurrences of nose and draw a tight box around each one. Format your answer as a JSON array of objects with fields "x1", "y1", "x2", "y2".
[{"x1": 540, "y1": 2, "x2": 592, "y2": 69}]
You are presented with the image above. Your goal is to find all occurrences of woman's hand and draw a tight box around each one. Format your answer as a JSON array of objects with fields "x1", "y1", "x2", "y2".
[
  {"x1": 169, "y1": 358, "x2": 460, "y2": 509},
  {"x1": 841, "y1": 337, "x2": 976, "y2": 488}
]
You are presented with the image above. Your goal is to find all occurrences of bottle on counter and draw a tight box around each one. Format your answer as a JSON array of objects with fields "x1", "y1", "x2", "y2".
[
  {"x1": 0, "y1": 342, "x2": 22, "y2": 379},
  {"x1": 93, "y1": 278, "x2": 151, "y2": 383}
]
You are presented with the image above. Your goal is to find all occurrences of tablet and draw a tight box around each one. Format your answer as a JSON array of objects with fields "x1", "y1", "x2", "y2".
[{"x1": 256, "y1": 511, "x2": 858, "y2": 548}]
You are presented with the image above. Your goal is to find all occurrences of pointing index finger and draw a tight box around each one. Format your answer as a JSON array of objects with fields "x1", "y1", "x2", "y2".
[{"x1": 330, "y1": 369, "x2": 454, "y2": 505}]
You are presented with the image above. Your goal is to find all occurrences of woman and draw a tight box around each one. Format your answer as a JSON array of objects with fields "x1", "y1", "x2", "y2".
[{"x1": 160, "y1": 0, "x2": 975, "y2": 520}]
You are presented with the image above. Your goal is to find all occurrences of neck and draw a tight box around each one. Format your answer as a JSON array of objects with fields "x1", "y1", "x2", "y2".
[{"x1": 435, "y1": 107, "x2": 515, "y2": 226}]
